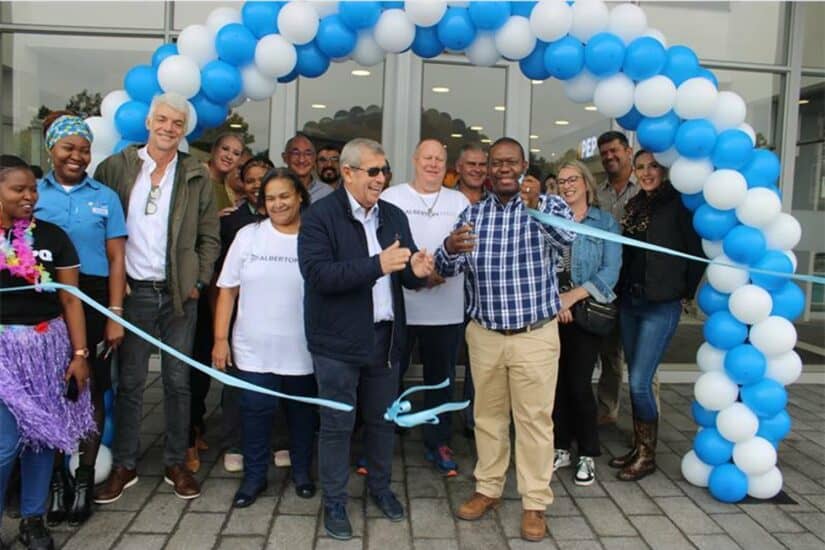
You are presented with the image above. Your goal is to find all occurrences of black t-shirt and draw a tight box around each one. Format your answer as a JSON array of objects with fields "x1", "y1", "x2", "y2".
[{"x1": 0, "y1": 218, "x2": 80, "y2": 325}]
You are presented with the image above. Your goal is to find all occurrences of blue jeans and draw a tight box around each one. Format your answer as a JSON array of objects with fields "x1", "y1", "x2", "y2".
[
  {"x1": 620, "y1": 297, "x2": 682, "y2": 422},
  {"x1": 237, "y1": 370, "x2": 317, "y2": 490},
  {"x1": 0, "y1": 401, "x2": 55, "y2": 522}
]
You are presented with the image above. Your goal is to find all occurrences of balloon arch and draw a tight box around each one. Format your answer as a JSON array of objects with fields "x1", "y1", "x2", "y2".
[{"x1": 85, "y1": 1, "x2": 805, "y2": 504}]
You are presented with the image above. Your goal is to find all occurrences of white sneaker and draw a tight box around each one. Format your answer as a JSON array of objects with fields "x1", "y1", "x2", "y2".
[
  {"x1": 574, "y1": 456, "x2": 596, "y2": 486},
  {"x1": 553, "y1": 449, "x2": 572, "y2": 471},
  {"x1": 223, "y1": 451, "x2": 243, "y2": 473}
]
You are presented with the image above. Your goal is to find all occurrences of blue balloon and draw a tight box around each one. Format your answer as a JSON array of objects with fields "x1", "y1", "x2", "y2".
[
  {"x1": 544, "y1": 36, "x2": 585, "y2": 81},
  {"x1": 681, "y1": 191, "x2": 706, "y2": 212},
  {"x1": 151, "y1": 43, "x2": 178, "y2": 68},
  {"x1": 277, "y1": 66, "x2": 299, "y2": 84},
  {"x1": 382, "y1": 1, "x2": 404, "y2": 8},
  {"x1": 741, "y1": 378, "x2": 788, "y2": 418},
  {"x1": 636, "y1": 111, "x2": 680, "y2": 153},
  {"x1": 583, "y1": 32, "x2": 625, "y2": 77},
  {"x1": 697, "y1": 67, "x2": 719, "y2": 87},
  {"x1": 692, "y1": 204, "x2": 738, "y2": 241},
  {"x1": 216, "y1": 23, "x2": 257, "y2": 66},
  {"x1": 242, "y1": 1, "x2": 282, "y2": 38},
  {"x1": 704, "y1": 310, "x2": 748, "y2": 350},
  {"x1": 770, "y1": 282, "x2": 805, "y2": 321},
  {"x1": 617, "y1": 106, "x2": 643, "y2": 131},
  {"x1": 201, "y1": 60, "x2": 242, "y2": 104},
  {"x1": 724, "y1": 344, "x2": 767, "y2": 385},
  {"x1": 190, "y1": 93, "x2": 228, "y2": 129},
  {"x1": 124, "y1": 65, "x2": 160, "y2": 105},
  {"x1": 295, "y1": 42, "x2": 330, "y2": 78},
  {"x1": 675, "y1": 119, "x2": 717, "y2": 159},
  {"x1": 114, "y1": 139, "x2": 138, "y2": 153},
  {"x1": 468, "y1": 1, "x2": 511, "y2": 31},
  {"x1": 339, "y1": 1, "x2": 382, "y2": 31},
  {"x1": 519, "y1": 41, "x2": 550, "y2": 81},
  {"x1": 411, "y1": 25, "x2": 443, "y2": 59},
  {"x1": 751, "y1": 250, "x2": 794, "y2": 291},
  {"x1": 317, "y1": 14, "x2": 358, "y2": 58},
  {"x1": 708, "y1": 464, "x2": 748, "y2": 503},
  {"x1": 757, "y1": 409, "x2": 792, "y2": 443},
  {"x1": 437, "y1": 7, "x2": 476, "y2": 51},
  {"x1": 114, "y1": 101, "x2": 150, "y2": 142},
  {"x1": 101, "y1": 415, "x2": 115, "y2": 447},
  {"x1": 187, "y1": 124, "x2": 204, "y2": 141},
  {"x1": 712, "y1": 129, "x2": 754, "y2": 170},
  {"x1": 697, "y1": 283, "x2": 730, "y2": 316},
  {"x1": 741, "y1": 149, "x2": 781, "y2": 189},
  {"x1": 622, "y1": 36, "x2": 666, "y2": 81},
  {"x1": 722, "y1": 224, "x2": 767, "y2": 265},
  {"x1": 663, "y1": 45, "x2": 700, "y2": 86},
  {"x1": 511, "y1": 1, "x2": 537, "y2": 17},
  {"x1": 691, "y1": 401, "x2": 718, "y2": 428},
  {"x1": 694, "y1": 427, "x2": 734, "y2": 466}
]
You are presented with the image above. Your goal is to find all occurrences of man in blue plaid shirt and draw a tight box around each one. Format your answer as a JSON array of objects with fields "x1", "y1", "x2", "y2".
[{"x1": 435, "y1": 137, "x2": 574, "y2": 542}]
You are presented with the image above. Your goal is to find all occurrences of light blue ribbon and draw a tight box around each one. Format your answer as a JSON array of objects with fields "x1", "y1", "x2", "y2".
[
  {"x1": 528, "y1": 209, "x2": 825, "y2": 286},
  {"x1": 384, "y1": 378, "x2": 470, "y2": 428}
]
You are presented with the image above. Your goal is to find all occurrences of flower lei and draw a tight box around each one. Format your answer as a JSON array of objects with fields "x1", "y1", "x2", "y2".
[{"x1": 0, "y1": 219, "x2": 51, "y2": 287}]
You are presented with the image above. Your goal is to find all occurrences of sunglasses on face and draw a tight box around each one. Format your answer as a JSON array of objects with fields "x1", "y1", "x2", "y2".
[{"x1": 350, "y1": 165, "x2": 391, "y2": 178}]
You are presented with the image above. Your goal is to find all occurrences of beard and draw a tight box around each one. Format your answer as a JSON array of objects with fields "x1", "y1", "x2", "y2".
[{"x1": 319, "y1": 168, "x2": 339, "y2": 184}]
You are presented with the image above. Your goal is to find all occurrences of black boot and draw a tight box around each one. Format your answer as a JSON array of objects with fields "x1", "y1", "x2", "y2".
[
  {"x1": 45, "y1": 469, "x2": 70, "y2": 526},
  {"x1": 67, "y1": 465, "x2": 95, "y2": 526},
  {"x1": 19, "y1": 517, "x2": 55, "y2": 550}
]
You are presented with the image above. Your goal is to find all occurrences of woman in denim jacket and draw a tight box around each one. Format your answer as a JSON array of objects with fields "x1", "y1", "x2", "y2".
[{"x1": 551, "y1": 160, "x2": 621, "y2": 487}]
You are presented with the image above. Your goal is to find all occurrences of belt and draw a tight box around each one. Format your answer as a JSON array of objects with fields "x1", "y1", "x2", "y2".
[
  {"x1": 490, "y1": 317, "x2": 554, "y2": 336},
  {"x1": 127, "y1": 278, "x2": 167, "y2": 292}
]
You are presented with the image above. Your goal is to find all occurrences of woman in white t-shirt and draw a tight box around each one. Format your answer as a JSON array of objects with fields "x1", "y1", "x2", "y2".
[{"x1": 212, "y1": 167, "x2": 317, "y2": 508}]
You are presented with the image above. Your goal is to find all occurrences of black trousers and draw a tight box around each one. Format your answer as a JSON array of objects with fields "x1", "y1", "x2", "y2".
[{"x1": 189, "y1": 293, "x2": 212, "y2": 446}]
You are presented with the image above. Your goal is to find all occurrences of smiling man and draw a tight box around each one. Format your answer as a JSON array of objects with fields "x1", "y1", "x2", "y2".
[{"x1": 282, "y1": 133, "x2": 334, "y2": 203}]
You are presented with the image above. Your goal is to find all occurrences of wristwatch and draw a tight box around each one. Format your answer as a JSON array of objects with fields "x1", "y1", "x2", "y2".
[{"x1": 73, "y1": 348, "x2": 90, "y2": 359}]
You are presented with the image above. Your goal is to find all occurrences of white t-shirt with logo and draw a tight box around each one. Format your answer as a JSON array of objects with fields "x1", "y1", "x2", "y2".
[
  {"x1": 381, "y1": 183, "x2": 470, "y2": 326},
  {"x1": 217, "y1": 221, "x2": 313, "y2": 375}
]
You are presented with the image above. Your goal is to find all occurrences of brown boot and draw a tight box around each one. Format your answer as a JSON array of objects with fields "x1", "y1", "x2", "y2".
[
  {"x1": 521, "y1": 510, "x2": 548, "y2": 541},
  {"x1": 456, "y1": 492, "x2": 500, "y2": 521},
  {"x1": 609, "y1": 408, "x2": 639, "y2": 469},
  {"x1": 185, "y1": 446, "x2": 200, "y2": 473},
  {"x1": 617, "y1": 418, "x2": 657, "y2": 481}
]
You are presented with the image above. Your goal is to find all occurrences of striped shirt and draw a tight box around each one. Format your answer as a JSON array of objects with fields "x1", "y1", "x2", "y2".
[{"x1": 435, "y1": 193, "x2": 575, "y2": 331}]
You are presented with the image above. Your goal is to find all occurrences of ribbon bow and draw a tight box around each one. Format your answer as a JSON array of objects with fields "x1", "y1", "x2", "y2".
[{"x1": 384, "y1": 378, "x2": 470, "y2": 428}]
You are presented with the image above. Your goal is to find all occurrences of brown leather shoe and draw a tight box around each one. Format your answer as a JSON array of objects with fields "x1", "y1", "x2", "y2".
[
  {"x1": 185, "y1": 446, "x2": 201, "y2": 473},
  {"x1": 521, "y1": 510, "x2": 548, "y2": 541},
  {"x1": 456, "y1": 492, "x2": 500, "y2": 521},
  {"x1": 164, "y1": 464, "x2": 201, "y2": 500},
  {"x1": 93, "y1": 466, "x2": 138, "y2": 504}
]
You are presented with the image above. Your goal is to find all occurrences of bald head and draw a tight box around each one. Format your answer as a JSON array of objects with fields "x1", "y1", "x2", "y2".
[{"x1": 412, "y1": 139, "x2": 447, "y2": 192}]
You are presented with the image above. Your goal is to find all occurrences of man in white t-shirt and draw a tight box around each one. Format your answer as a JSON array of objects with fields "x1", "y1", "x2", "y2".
[{"x1": 381, "y1": 138, "x2": 470, "y2": 476}]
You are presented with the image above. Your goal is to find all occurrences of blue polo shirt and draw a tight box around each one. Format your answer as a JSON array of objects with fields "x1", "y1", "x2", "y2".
[{"x1": 36, "y1": 171, "x2": 128, "y2": 277}]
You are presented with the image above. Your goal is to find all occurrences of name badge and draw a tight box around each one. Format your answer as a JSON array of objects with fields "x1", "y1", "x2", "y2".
[{"x1": 91, "y1": 205, "x2": 109, "y2": 216}]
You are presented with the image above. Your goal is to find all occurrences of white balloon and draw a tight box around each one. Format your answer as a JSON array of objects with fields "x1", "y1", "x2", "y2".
[
  {"x1": 569, "y1": 0, "x2": 609, "y2": 42},
  {"x1": 255, "y1": 34, "x2": 298, "y2": 78},
  {"x1": 674, "y1": 77, "x2": 719, "y2": 120},
  {"x1": 706, "y1": 254, "x2": 749, "y2": 294},
  {"x1": 178, "y1": 138, "x2": 189, "y2": 153},
  {"x1": 85, "y1": 116, "x2": 119, "y2": 156},
  {"x1": 670, "y1": 157, "x2": 713, "y2": 195},
  {"x1": 593, "y1": 73, "x2": 635, "y2": 118},
  {"x1": 69, "y1": 445, "x2": 112, "y2": 485},
  {"x1": 729, "y1": 285, "x2": 773, "y2": 326},
  {"x1": 711, "y1": 91, "x2": 747, "y2": 132},
  {"x1": 765, "y1": 350, "x2": 803, "y2": 386},
  {"x1": 530, "y1": 0, "x2": 573, "y2": 42},
  {"x1": 696, "y1": 342, "x2": 726, "y2": 373},
  {"x1": 750, "y1": 316, "x2": 797, "y2": 357},
  {"x1": 733, "y1": 437, "x2": 777, "y2": 476},
  {"x1": 374, "y1": 9, "x2": 415, "y2": 54},
  {"x1": 653, "y1": 147, "x2": 679, "y2": 168},
  {"x1": 694, "y1": 371, "x2": 739, "y2": 411},
  {"x1": 405, "y1": 0, "x2": 447, "y2": 27},
  {"x1": 703, "y1": 169, "x2": 748, "y2": 211},
  {"x1": 563, "y1": 70, "x2": 599, "y2": 103},
  {"x1": 229, "y1": 93, "x2": 247, "y2": 108},
  {"x1": 738, "y1": 122, "x2": 757, "y2": 146},
  {"x1": 681, "y1": 450, "x2": 713, "y2": 488},
  {"x1": 100, "y1": 90, "x2": 130, "y2": 122},
  {"x1": 735, "y1": 188, "x2": 782, "y2": 228},
  {"x1": 634, "y1": 76, "x2": 677, "y2": 118},
  {"x1": 465, "y1": 32, "x2": 500, "y2": 67},
  {"x1": 494, "y1": 16, "x2": 536, "y2": 60},
  {"x1": 748, "y1": 467, "x2": 783, "y2": 499},
  {"x1": 206, "y1": 6, "x2": 241, "y2": 34},
  {"x1": 241, "y1": 64, "x2": 276, "y2": 101},
  {"x1": 701, "y1": 239, "x2": 724, "y2": 259},
  {"x1": 352, "y1": 31, "x2": 385, "y2": 67},
  {"x1": 157, "y1": 55, "x2": 201, "y2": 99},
  {"x1": 311, "y1": 1, "x2": 339, "y2": 18},
  {"x1": 185, "y1": 101, "x2": 198, "y2": 136},
  {"x1": 784, "y1": 250, "x2": 798, "y2": 271},
  {"x1": 448, "y1": 1, "x2": 469, "y2": 6},
  {"x1": 177, "y1": 24, "x2": 217, "y2": 68},
  {"x1": 607, "y1": 2, "x2": 647, "y2": 44},
  {"x1": 277, "y1": 1, "x2": 319, "y2": 46},
  {"x1": 643, "y1": 27, "x2": 667, "y2": 47},
  {"x1": 762, "y1": 213, "x2": 802, "y2": 251},
  {"x1": 716, "y1": 403, "x2": 759, "y2": 443}
]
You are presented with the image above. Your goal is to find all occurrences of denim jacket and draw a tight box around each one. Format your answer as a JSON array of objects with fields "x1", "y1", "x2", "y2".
[{"x1": 570, "y1": 206, "x2": 622, "y2": 303}]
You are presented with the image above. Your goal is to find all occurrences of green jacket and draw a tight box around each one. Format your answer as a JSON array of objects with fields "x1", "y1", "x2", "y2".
[{"x1": 94, "y1": 145, "x2": 220, "y2": 316}]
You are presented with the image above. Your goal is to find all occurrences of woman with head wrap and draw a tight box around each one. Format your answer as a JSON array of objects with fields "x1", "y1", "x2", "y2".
[{"x1": 35, "y1": 112, "x2": 128, "y2": 527}]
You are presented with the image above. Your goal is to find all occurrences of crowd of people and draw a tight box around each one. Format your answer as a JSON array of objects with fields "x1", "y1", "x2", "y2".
[{"x1": 0, "y1": 91, "x2": 704, "y2": 548}]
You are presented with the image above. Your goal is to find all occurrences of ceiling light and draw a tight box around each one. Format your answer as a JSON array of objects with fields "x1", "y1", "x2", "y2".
[
  {"x1": 432, "y1": 86, "x2": 450, "y2": 93},
  {"x1": 799, "y1": 99, "x2": 810, "y2": 105},
  {"x1": 530, "y1": 148, "x2": 541, "y2": 153},
  {"x1": 480, "y1": 138, "x2": 492, "y2": 143},
  {"x1": 494, "y1": 105, "x2": 506, "y2": 112},
  {"x1": 554, "y1": 120, "x2": 570, "y2": 126},
  {"x1": 470, "y1": 125, "x2": 483, "y2": 131},
  {"x1": 311, "y1": 104, "x2": 327, "y2": 109},
  {"x1": 451, "y1": 133, "x2": 463, "y2": 138},
  {"x1": 351, "y1": 69, "x2": 371, "y2": 77},
  {"x1": 229, "y1": 123, "x2": 243, "y2": 129},
  {"x1": 531, "y1": 80, "x2": 543, "y2": 85},
  {"x1": 584, "y1": 105, "x2": 598, "y2": 111},
  {"x1": 529, "y1": 134, "x2": 539, "y2": 139},
  {"x1": 551, "y1": 153, "x2": 556, "y2": 157}
]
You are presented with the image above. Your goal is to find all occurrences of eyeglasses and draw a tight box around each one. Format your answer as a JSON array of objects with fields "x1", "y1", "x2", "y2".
[
  {"x1": 288, "y1": 149, "x2": 315, "y2": 159},
  {"x1": 350, "y1": 165, "x2": 391, "y2": 178},
  {"x1": 317, "y1": 155, "x2": 340, "y2": 164},
  {"x1": 557, "y1": 175, "x2": 582, "y2": 187},
  {"x1": 145, "y1": 185, "x2": 161, "y2": 215}
]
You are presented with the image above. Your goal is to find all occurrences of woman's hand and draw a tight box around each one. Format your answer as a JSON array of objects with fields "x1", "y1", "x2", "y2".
[
  {"x1": 66, "y1": 356, "x2": 90, "y2": 393},
  {"x1": 104, "y1": 317, "x2": 125, "y2": 349},
  {"x1": 558, "y1": 309, "x2": 574, "y2": 324},
  {"x1": 212, "y1": 338, "x2": 232, "y2": 371}
]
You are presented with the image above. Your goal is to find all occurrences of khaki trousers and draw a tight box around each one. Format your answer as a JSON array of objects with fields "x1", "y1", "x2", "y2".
[{"x1": 466, "y1": 319, "x2": 560, "y2": 511}]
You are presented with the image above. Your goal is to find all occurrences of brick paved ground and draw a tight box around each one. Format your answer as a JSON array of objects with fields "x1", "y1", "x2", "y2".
[{"x1": 2, "y1": 378, "x2": 823, "y2": 550}]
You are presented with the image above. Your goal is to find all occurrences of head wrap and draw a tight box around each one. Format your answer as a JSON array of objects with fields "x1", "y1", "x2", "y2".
[{"x1": 45, "y1": 115, "x2": 93, "y2": 151}]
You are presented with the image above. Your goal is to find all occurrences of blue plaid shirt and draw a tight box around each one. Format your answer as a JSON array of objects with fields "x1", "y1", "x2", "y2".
[{"x1": 435, "y1": 194, "x2": 575, "y2": 331}]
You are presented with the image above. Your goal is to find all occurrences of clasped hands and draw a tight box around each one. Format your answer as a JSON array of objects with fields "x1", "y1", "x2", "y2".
[{"x1": 379, "y1": 240, "x2": 435, "y2": 278}]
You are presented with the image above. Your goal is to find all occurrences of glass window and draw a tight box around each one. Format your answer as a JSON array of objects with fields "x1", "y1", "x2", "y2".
[
  {"x1": 296, "y1": 60, "x2": 384, "y2": 150},
  {"x1": 802, "y1": 1, "x2": 825, "y2": 69},
  {"x1": 712, "y1": 69, "x2": 784, "y2": 152},
  {"x1": 188, "y1": 98, "x2": 272, "y2": 160},
  {"x1": 640, "y1": 1, "x2": 788, "y2": 65},
  {"x1": 792, "y1": 76, "x2": 825, "y2": 213},
  {"x1": 0, "y1": 1, "x2": 164, "y2": 29},
  {"x1": 174, "y1": 1, "x2": 243, "y2": 30}
]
